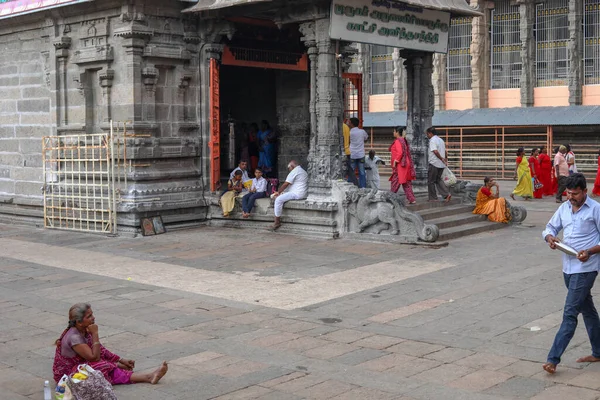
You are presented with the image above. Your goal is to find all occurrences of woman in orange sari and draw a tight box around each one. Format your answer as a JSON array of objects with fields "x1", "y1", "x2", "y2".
[
  {"x1": 528, "y1": 147, "x2": 543, "y2": 199},
  {"x1": 473, "y1": 177, "x2": 511, "y2": 223},
  {"x1": 538, "y1": 145, "x2": 554, "y2": 196},
  {"x1": 593, "y1": 149, "x2": 600, "y2": 197}
]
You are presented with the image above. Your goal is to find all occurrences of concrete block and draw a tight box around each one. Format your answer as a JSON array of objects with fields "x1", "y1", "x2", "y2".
[
  {"x1": 15, "y1": 181, "x2": 43, "y2": 196},
  {"x1": 19, "y1": 63, "x2": 42, "y2": 74},
  {"x1": 12, "y1": 167, "x2": 42, "y2": 182},
  {"x1": 0, "y1": 178, "x2": 15, "y2": 193},
  {"x1": 0, "y1": 76, "x2": 19, "y2": 86},
  {"x1": 0, "y1": 65, "x2": 18, "y2": 75},
  {"x1": 20, "y1": 75, "x2": 43, "y2": 86},
  {"x1": 23, "y1": 154, "x2": 43, "y2": 168},
  {"x1": 16, "y1": 126, "x2": 51, "y2": 139},
  {"x1": 19, "y1": 113, "x2": 51, "y2": 125},
  {"x1": 0, "y1": 139, "x2": 19, "y2": 152},
  {"x1": 0, "y1": 153, "x2": 22, "y2": 166},
  {"x1": 0, "y1": 167, "x2": 10, "y2": 178},
  {"x1": 21, "y1": 86, "x2": 50, "y2": 99},
  {"x1": 19, "y1": 139, "x2": 43, "y2": 154},
  {"x1": 0, "y1": 100, "x2": 16, "y2": 113},
  {"x1": 17, "y1": 99, "x2": 49, "y2": 113}
]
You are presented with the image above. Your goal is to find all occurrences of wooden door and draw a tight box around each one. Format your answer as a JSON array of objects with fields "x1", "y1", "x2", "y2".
[
  {"x1": 209, "y1": 58, "x2": 221, "y2": 192},
  {"x1": 342, "y1": 73, "x2": 363, "y2": 127}
]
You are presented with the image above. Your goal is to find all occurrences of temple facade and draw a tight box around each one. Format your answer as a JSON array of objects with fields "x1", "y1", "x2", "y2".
[{"x1": 0, "y1": 0, "x2": 478, "y2": 239}]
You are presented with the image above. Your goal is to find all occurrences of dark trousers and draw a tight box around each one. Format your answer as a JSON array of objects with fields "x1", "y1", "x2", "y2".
[
  {"x1": 428, "y1": 164, "x2": 449, "y2": 200},
  {"x1": 547, "y1": 272, "x2": 600, "y2": 364},
  {"x1": 345, "y1": 155, "x2": 358, "y2": 186},
  {"x1": 556, "y1": 175, "x2": 568, "y2": 201},
  {"x1": 242, "y1": 192, "x2": 267, "y2": 213}
]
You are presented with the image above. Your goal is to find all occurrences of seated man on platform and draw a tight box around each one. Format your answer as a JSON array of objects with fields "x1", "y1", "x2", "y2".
[
  {"x1": 271, "y1": 160, "x2": 308, "y2": 231},
  {"x1": 242, "y1": 167, "x2": 268, "y2": 218},
  {"x1": 230, "y1": 160, "x2": 250, "y2": 184}
]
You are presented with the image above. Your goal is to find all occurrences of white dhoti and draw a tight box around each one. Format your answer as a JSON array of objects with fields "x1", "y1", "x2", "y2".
[{"x1": 274, "y1": 192, "x2": 305, "y2": 217}]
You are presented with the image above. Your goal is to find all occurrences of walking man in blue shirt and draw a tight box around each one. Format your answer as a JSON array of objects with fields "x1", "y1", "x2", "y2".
[{"x1": 542, "y1": 173, "x2": 600, "y2": 374}]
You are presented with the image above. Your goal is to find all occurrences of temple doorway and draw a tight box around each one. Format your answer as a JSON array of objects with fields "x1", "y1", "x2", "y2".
[{"x1": 219, "y1": 65, "x2": 278, "y2": 179}]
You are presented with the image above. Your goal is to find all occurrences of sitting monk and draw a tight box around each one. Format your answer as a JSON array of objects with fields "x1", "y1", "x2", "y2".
[
  {"x1": 53, "y1": 303, "x2": 168, "y2": 385},
  {"x1": 221, "y1": 169, "x2": 244, "y2": 217},
  {"x1": 473, "y1": 177, "x2": 511, "y2": 223},
  {"x1": 271, "y1": 160, "x2": 308, "y2": 230},
  {"x1": 242, "y1": 167, "x2": 267, "y2": 218}
]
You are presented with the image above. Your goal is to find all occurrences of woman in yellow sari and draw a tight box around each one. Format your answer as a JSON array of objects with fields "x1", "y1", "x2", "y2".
[
  {"x1": 473, "y1": 177, "x2": 511, "y2": 223},
  {"x1": 220, "y1": 170, "x2": 244, "y2": 217},
  {"x1": 510, "y1": 147, "x2": 533, "y2": 200}
]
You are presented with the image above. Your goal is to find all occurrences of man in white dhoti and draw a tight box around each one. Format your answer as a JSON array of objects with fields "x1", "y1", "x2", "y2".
[
  {"x1": 365, "y1": 150, "x2": 384, "y2": 190},
  {"x1": 271, "y1": 160, "x2": 308, "y2": 231}
]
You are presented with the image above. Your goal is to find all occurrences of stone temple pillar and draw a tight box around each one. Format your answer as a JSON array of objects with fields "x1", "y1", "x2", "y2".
[
  {"x1": 393, "y1": 49, "x2": 406, "y2": 110},
  {"x1": 432, "y1": 53, "x2": 447, "y2": 111},
  {"x1": 568, "y1": 0, "x2": 583, "y2": 105},
  {"x1": 402, "y1": 51, "x2": 434, "y2": 187},
  {"x1": 519, "y1": 0, "x2": 535, "y2": 107},
  {"x1": 302, "y1": 18, "x2": 343, "y2": 197},
  {"x1": 470, "y1": 0, "x2": 490, "y2": 108}
]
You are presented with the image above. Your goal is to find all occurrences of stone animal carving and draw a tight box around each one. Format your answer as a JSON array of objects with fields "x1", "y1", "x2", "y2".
[{"x1": 347, "y1": 189, "x2": 439, "y2": 242}]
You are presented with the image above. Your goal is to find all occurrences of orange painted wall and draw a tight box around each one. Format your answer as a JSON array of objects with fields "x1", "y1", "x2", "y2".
[
  {"x1": 533, "y1": 86, "x2": 569, "y2": 107},
  {"x1": 368, "y1": 94, "x2": 394, "y2": 112},
  {"x1": 488, "y1": 89, "x2": 520, "y2": 108},
  {"x1": 445, "y1": 90, "x2": 473, "y2": 110},
  {"x1": 583, "y1": 85, "x2": 600, "y2": 105}
]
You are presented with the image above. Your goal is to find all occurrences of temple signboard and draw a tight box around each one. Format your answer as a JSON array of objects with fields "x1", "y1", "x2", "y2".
[
  {"x1": 329, "y1": 0, "x2": 451, "y2": 53},
  {"x1": 0, "y1": 0, "x2": 92, "y2": 19}
]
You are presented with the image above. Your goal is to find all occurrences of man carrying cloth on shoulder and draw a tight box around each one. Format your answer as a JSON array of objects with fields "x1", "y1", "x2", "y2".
[{"x1": 542, "y1": 173, "x2": 600, "y2": 374}]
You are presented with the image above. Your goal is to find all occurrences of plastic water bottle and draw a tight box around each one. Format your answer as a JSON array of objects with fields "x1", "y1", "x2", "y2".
[{"x1": 43, "y1": 380, "x2": 52, "y2": 400}]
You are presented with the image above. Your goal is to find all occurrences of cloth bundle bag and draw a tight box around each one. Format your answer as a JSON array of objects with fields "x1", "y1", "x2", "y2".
[
  {"x1": 66, "y1": 364, "x2": 117, "y2": 400},
  {"x1": 441, "y1": 167, "x2": 457, "y2": 187}
]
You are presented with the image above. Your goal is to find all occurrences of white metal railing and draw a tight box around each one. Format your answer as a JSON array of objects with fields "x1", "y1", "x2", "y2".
[{"x1": 42, "y1": 121, "x2": 128, "y2": 235}]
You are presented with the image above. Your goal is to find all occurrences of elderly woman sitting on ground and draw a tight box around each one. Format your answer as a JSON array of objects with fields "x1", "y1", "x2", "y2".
[
  {"x1": 53, "y1": 303, "x2": 168, "y2": 385},
  {"x1": 473, "y1": 177, "x2": 512, "y2": 224}
]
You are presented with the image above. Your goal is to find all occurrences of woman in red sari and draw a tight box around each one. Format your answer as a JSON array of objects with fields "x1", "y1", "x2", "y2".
[
  {"x1": 389, "y1": 126, "x2": 416, "y2": 204},
  {"x1": 528, "y1": 147, "x2": 543, "y2": 199},
  {"x1": 53, "y1": 303, "x2": 168, "y2": 385},
  {"x1": 538, "y1": 145, "x2": 554, "y2": 196},
  {"x1": 593, "y1": 149, "x2": 600, "y2": 197}
]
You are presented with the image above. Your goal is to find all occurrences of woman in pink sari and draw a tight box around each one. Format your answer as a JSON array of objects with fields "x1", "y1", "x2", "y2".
[
  {"x1": 53, "y1": 303, "x2": 168, "y2": 385},
  {"x1": 389, "y1": 126, "x2": 416, "y2": 204}
]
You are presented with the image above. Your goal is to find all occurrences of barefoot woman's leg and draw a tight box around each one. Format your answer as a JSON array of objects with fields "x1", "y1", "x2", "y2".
[{"x1": 129, "y1": 362, "x2": 168, "y2": 384}]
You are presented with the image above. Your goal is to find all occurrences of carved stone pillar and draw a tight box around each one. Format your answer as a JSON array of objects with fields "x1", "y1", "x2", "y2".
[
  {"x1": 432, "y1": 53, "x2": 447, "y2": 110},
  {"x1": 178, "y1": 73, "x2": 192, "y2": 121},
  {"x1": 470, "y1": 0, "x2": 490, "y2": 108},
  {"x1": 53, "y1": 37, "x2": 71, "y2": 127},
  {"x1": 519, "y1": 0, "x2": 535, "y2": 107},
  {"x1": 300, "y1": 21, "x2": 317, "y2": 141},
  {"x1": 358, "y1": 43, "x2": 371, "y2": 114},
  {"x1": 393, "y1": 49, "x2": 406, "y2": 110},
  {"x1": 302, "y1": 18, "x2": 342, "y2": 196},
  {"x1": 402, "y1": 51, "x2": 434, "y2": 186},
  {"x1": 141, "y1": 67, "x2": 158, "y2": 122},
  {"x1": 568, "y1": 0, "x2": 583, "y2": 105},
  {"x1": 98, "y1": 69, "x2": 114, "y2": 123}
]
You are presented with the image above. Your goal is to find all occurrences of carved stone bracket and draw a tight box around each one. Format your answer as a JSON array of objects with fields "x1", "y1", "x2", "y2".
[
  {"x1": 344, "y1": 188, "x2": 439, "y2": 242},
  {"x1": 99, "y1": 69, "x2": 114, "y2": 88},
  {"x1": 178, "y1": 73, "x2": 192, "y2": 91},
  {"x1": 53, "y1": 36, "x2": 72, "y2": 57},
  {"x1": 204, "y1": 44, "x2": 224, "y2": 61},
  {"x1": 141, "y1": 67, "x2": 159, "y2": 92}
]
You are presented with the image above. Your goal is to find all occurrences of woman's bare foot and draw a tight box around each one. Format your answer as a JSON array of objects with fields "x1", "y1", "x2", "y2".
[
  {"x1": 150, "y1": 362, "x2": 168, "y2": 384},
  {"x1": 577, "y1": 355, "x2": 600, "y2": 363},
  {"x1": 543, "y1": 362, "x2": 556, "y2": 374},
  {"x1": 510, "y1": 193, "x2": 515, "y2": 200}
]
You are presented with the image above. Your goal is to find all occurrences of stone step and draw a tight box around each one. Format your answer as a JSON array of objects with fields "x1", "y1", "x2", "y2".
[
  {"x1": 437, "y1": 219, "x2": 508, "y2": 241},
  {"x1": 426, "y1": 213, "x2": 488, "y2": 230},
  {"x1": 406, "y1": 197, "x2": 463, "y2": 212},
  {"x1": 418, "y1": 204, "x2": 475, "y2": 221}
]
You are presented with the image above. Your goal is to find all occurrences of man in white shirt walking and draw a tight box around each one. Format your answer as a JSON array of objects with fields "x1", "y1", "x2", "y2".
[
  {"x1": 271, "y1": 160, "x2": 308, "y2": 230},
  {"x1": 426, "y1": 127, "x2": 451, "y2": 202},
  {"x1": 348, "y1": 117, "x2": 368, "y2": 188}
]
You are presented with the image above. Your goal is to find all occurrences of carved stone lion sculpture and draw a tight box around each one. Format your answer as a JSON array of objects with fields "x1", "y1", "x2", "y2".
[{"x1": 346, "y1": 189, "x2": 439, "y2": 242}]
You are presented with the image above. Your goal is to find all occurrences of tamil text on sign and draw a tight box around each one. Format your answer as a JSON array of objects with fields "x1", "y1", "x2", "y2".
[{"x1": 329, "y1": 0, "x2": 451, "y2": 53}]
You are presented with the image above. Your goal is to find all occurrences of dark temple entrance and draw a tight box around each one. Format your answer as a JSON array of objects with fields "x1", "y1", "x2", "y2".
[{"x1": 210, "y1": 18, "x2": 311, "y2": 187}]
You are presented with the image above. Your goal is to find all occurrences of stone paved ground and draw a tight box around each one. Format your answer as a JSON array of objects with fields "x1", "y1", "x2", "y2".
[{"x1": 3, "y1": 196, "x2": 600, "y2": 399}]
